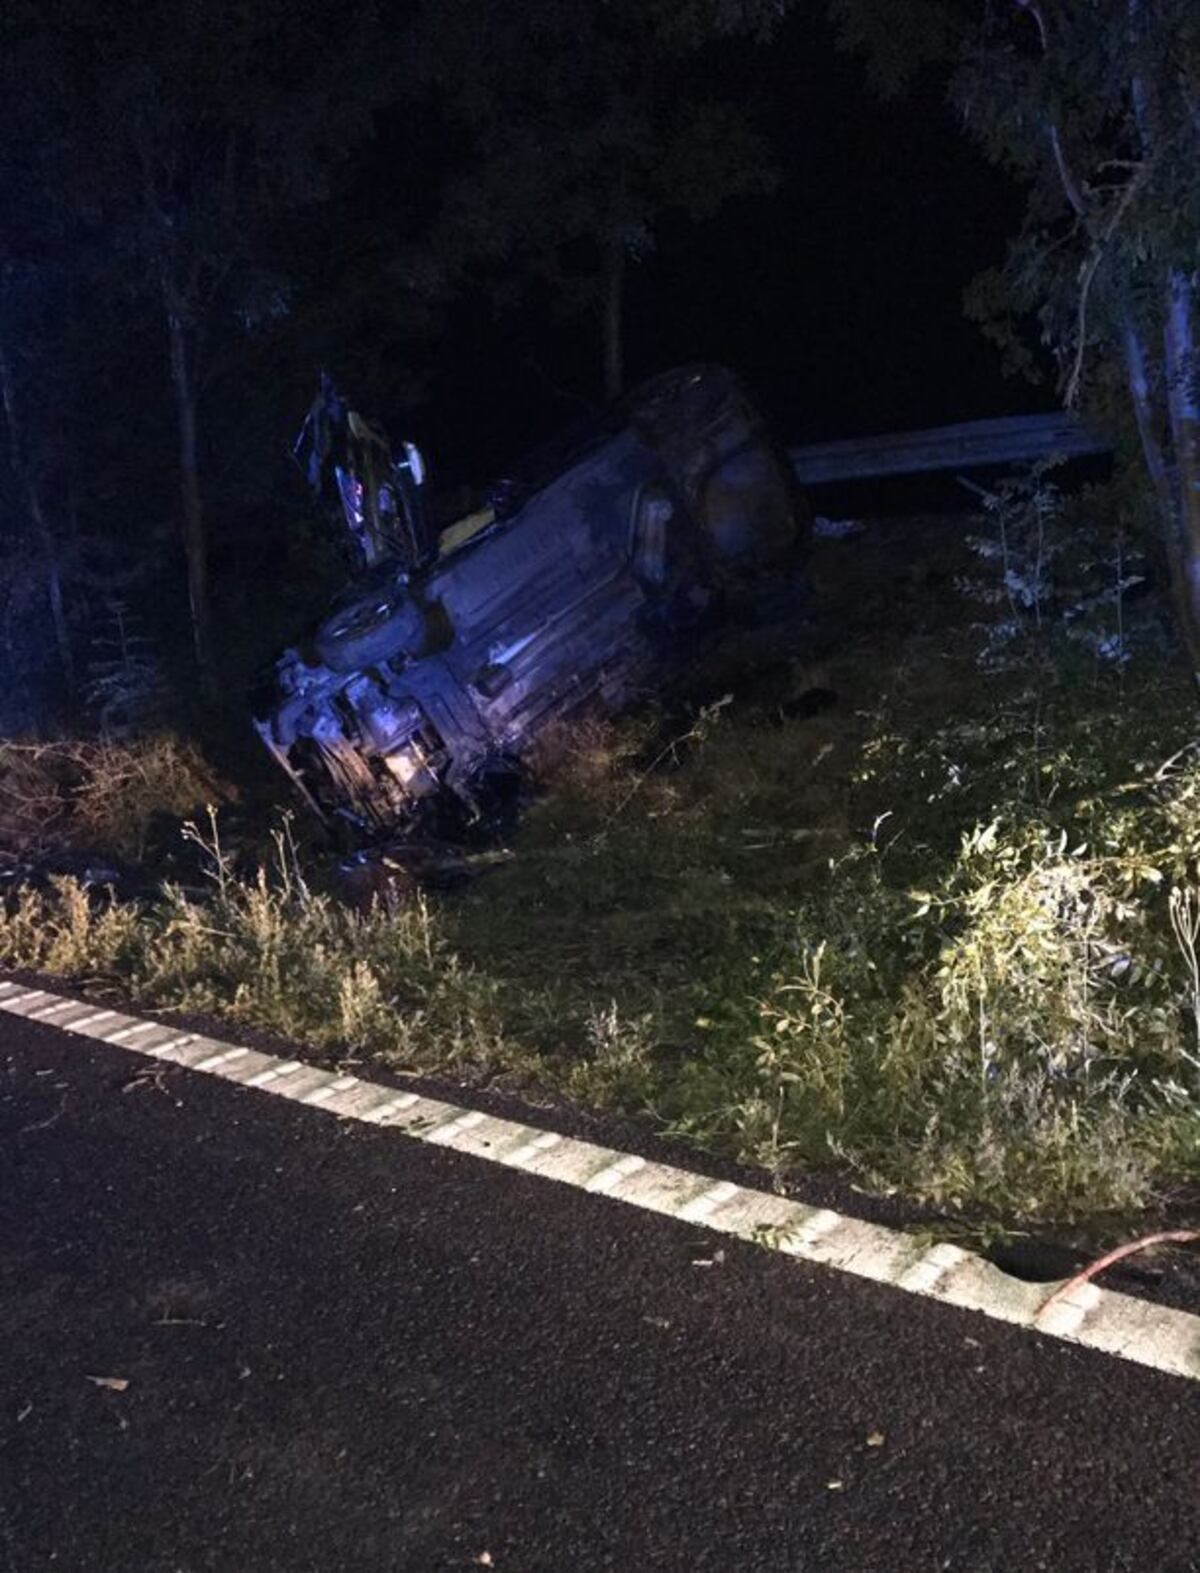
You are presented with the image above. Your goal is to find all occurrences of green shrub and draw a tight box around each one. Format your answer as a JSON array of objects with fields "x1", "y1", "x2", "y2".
[{"x1": 666, "y1": 690, "x2": 1200, "y2": 1220}]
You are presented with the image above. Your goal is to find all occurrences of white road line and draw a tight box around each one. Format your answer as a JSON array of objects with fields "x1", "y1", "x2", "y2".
[
  {"x1": 677, "y1": 1179, "x2": 741, "y2": 1222},
  {"x1": 4, "y1": 981, "x2": 1198, "y2": 1383}
]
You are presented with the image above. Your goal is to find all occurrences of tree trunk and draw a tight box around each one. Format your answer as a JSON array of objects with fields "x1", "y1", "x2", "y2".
[
  {"x1": 1120, "y1": 314, "x2": 1197, "y2": 667},
  {"x1": 167, "y1": 308, "x2": 213, "y2": 683},
  {"x1": 1122, "y1": 20, "x2": 1200, "y2": 675},
  {"x1": 27, "y1": 488, "x2": 74, "y2": 704},
  {"x1": 1122, "y1": 318, "x2": 1170, "y2": 513},
  {"x1": 0, "y1": 339, "x2": 75, "y2": 703},
  {"x1": 1163, "y1": 270, "x2": 1200, "y2": 677},
  {"x1": 602, "y1": 243, "x2": 625, "y2": 404}
]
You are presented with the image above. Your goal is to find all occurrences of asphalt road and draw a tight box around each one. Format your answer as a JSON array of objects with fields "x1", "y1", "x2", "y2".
[{"x1": 2, "y1": 1012, "x2": 1199, "y2": 1572}]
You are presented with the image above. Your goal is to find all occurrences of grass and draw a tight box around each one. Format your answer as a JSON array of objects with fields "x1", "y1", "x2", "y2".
[
  {"x1": 442, "y1": 519, "x2": 1200, "y2": 1225},
  {"x1": 3, "y1": 507, "x2": 1200, "y2": 1232},
  {"x1": 0, "y1": 815, "x2": 512, "y2": 1075}
]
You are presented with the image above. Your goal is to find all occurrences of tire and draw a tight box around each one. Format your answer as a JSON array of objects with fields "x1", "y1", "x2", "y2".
[{"x1": 315, "y1": 590, "x2": 428, "y2": 672}]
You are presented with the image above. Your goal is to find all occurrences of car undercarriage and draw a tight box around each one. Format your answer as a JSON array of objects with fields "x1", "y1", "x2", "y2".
[{"x1": 255, "y1": 365, "x2": 808, "y2": 839}]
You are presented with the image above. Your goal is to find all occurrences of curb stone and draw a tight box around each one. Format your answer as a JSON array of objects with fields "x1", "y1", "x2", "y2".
[{"x1": 3, "y1": 978, "x2": 1197, "y2": 1383}]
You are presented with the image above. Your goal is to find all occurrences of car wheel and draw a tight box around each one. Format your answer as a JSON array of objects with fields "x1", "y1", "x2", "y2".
[{"x1": 315, "y1": 591, "x2": 429, "y2": 672}]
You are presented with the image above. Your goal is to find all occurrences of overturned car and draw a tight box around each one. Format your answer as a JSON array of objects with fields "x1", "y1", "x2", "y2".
[{"x1": 255, "y1": 365, "x2": 807, "y2": 836}]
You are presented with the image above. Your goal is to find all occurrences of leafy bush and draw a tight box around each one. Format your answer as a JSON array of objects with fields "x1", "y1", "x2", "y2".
[
  {"x1": 674, "y1": 775, "x2": 1200, "y2": 1219},
  {"x1": 956, "y1": 465, "x2": 1164, "y2": 673}
]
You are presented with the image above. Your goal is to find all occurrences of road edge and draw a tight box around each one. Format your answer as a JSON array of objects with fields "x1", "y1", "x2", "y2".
[{"x1": 4, "y1": 978, "x2": 1197, "y2": 1383}]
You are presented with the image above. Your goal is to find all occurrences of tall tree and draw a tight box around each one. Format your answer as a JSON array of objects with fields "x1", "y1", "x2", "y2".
[
  {"x1": 412, "y1": 0, "x2": 780, "y2": 400},
  {"x1": 0, "y1": 269, "x2": 76, "y2": 705},
  {"x1": 3, "y1": 0, "x2": 391, "y2": 683},
  {"x1": 831, "y1": 0, "x2": 1200, "y2": 668}
]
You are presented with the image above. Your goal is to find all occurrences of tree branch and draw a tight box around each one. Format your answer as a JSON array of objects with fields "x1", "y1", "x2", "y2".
[
  {"x1": 1064, "y1": 163, "x2": 1146, "y2": 406},
  {"x1": 1013, "y1": 0, "x2": 1088, "y2": 216}
]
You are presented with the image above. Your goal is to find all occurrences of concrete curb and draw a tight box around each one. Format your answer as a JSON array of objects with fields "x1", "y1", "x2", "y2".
[{"x1": 4, "y1": 978, "x2": 1198, "y2": 1383}]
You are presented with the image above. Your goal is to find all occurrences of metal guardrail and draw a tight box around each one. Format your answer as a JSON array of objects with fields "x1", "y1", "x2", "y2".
[{"x1": 790, "y1": 411, "x2": 1108, "y2": 486}]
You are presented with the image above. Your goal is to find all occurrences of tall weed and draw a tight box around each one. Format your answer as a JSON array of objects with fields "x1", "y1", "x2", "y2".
[{"x1": 0, "y1": 812, "x2": 509, "y2": 1074}]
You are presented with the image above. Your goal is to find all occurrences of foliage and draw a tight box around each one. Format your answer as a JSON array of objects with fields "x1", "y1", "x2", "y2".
[
  {"x1": 956, "y1": 462, "x2": 1162, "y2": 671},
  {"x1": 830, "y1": 0, "x2": 1200, "y2": 666},
  {"x1": 681, "y1": 782, "x2": 1200, "y2": 1220},
  {"x1": 0, "y1": 530, "x2": 54, "y2": 731},
  {"x1": 408, "y1": 0, "x2": 780, "y2": 396},
  {"x1": 84, "y1": 602, "x2": 171, "y2": 738},
  {"x1": 0, "y1": 0, "x2": 400, "y2": 680}
]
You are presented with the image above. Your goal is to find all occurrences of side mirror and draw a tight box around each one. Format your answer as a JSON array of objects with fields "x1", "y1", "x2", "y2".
[{"x1": 399, "y1": 441, "x2": 426, "y2": 489}]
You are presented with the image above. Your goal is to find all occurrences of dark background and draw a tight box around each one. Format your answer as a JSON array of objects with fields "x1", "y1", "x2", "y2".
[
  {"x1": 1, "y1": 6, "x2": 1041, "y2": 725},
  {"x1": 279, "y1": 12, "x2": 1031, "y2": 481},
  {"x1": 371, "y1": 14, "x2": 1031, "y2": 476}
]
